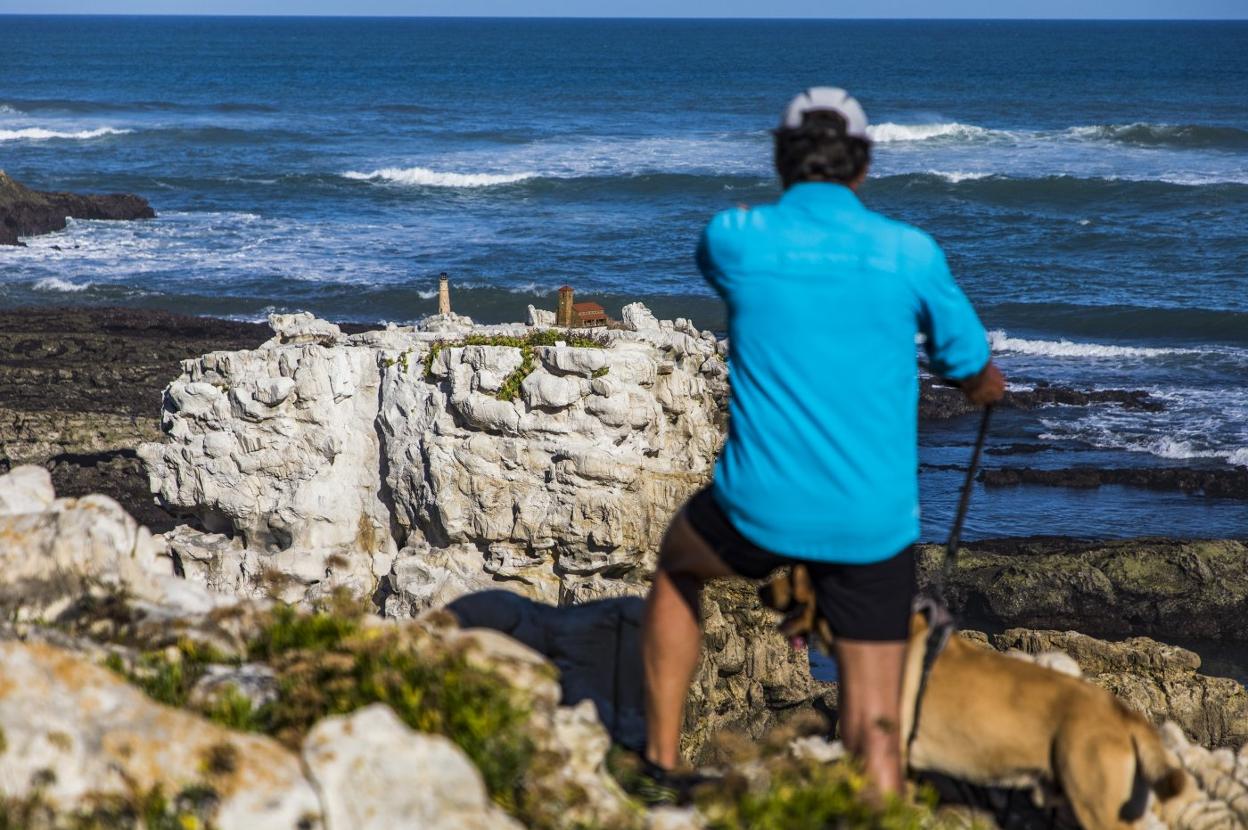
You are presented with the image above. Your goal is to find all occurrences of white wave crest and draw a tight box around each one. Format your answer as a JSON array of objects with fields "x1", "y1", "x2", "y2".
[
  {"x1": 867, "y1": 122, "x2": 996, "y2": 143},
  {"x1": 341, "y1": 167, "x2": 535, "y2": 188},
  {"x1": 33, "y1": 277, "x2": 93, "y2": 293},
  {"x1": 0, "y1": 126, "x2": 132, "y2": 142},
  {"x1": 0, "y1": 104, "x2": 21, "y2": 115},
  {"x1": 988, "y1": 330, "x2": 1200, "y2": 359},
  {"x1": 929, "y1": 170, "x2": 992, "y2": 183}
]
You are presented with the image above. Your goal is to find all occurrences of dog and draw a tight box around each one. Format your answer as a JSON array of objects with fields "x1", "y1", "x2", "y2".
[{"x1": 760, "y1": 567, "x2": 1193, "y2": 830}]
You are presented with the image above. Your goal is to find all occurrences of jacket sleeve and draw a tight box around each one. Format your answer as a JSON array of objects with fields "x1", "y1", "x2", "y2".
[{"x1": 913, "y1": 235, "x2": 991, "y2": 381}]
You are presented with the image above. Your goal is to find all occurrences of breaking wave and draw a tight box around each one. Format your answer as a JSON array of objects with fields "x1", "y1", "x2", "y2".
[
  {"x1": 32, "y1": 277, "x2": 94, "y2": 293},
  {"x1": 867, "y1": 122, "x2": 1001, "y2": 143},
  {"x1": 988, "y1": 330, "x2": 1204, "y2": 359},
  {"x1": 0, "y1": 126, "x2": 132, "y2": 142},
  {"x1": 341, "y1": 167, "x2": 537, "y2": 188}
]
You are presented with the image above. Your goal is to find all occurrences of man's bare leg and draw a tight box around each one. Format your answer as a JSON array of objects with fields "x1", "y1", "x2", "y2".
[
  {"x1": 642, "y1": 511, "x2": 734, "y2": 770},
  {"x1": 834, "y1": 638, "x2": 908, "y2": 797}
]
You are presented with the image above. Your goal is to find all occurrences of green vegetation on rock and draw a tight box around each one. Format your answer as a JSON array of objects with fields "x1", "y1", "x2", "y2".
[{"x1": 422, "y1": 330, "x2": 607, "y2": 401}]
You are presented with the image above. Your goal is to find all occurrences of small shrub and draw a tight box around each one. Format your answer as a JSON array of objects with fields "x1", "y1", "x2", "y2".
[
  {"x1": 697, "y1": 756, "x2": 948, "y2": 830},
  {"x1": 245, "y1": 604, "x2": 535, "y2": 815}
]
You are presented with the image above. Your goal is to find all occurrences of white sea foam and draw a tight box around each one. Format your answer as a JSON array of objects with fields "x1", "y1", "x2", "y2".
[
  {"x1": 929, "y1": 170, "x2": 992, "y2": 183},
  {"x1": 988, "y1": 330, "x2": 1201, "y2": 359},
  {"x1": 32, "y1": 277, "x2": 93, "y2": 293},
  {"x1": 342, "y1": 167, "x2": 535, "y2": 188},
  {"x1": 0, "y1": 104, "x2": 21, "y2": 116},
  {"x1": 867, "y1": 122, "x2": 998, "y2": 143},
  {"x1": 0, "y1": 126, "x2": 132, "y2": 142}
]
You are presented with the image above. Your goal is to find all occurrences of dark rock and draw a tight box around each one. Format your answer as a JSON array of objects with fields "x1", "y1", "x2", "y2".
[
  {"x1": 918, "y1": 377, "x2": 1164, "y2": 421},
  {"x1": 918, "y1": 538, "x2": 1248, "y2": 642},
  {"x1": 0, "y1": 307, "x2": 270, "y2": 522},
  {"x1": 0, "y1": 170, "x2": 155, "y2": 245},
  {"x1": 981, "y1": 466, "x2": 1248, "y2": 500}
]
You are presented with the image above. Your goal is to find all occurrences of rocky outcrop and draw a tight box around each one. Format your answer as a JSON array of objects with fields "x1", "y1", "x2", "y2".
[
  {"x1": 0, "y1": 464, "x2": 226, "y2": 622},
  {"x1": 985, "y1": 629, "x2": 1248, "y2": 747},
  {"x1": 919, "y1": 539, "x2": 1248, "y2": 641},
  {"x1": 0, "y1": 171, "x2": 154, "y2": 246},
  {"x1": 140, "y1": 307, "x2": 728, "y2": 608},
  {"x1": 981, "y1": 466, "x2": 1248, "y2": 500},
  {"x1": 687, "y1": 580, "x2": 835, "y2": 763}
]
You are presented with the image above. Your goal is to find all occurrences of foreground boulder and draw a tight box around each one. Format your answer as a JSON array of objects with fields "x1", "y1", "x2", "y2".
[
  {"x1": 0, "y1": 640, "x2": 320, "y2": 829},
  {"x1": 0, "y1": 170, "x2": 154, "y2": 246},
  {"x1": 303, "y1": 704, "x2": 522, "y2": 830}
]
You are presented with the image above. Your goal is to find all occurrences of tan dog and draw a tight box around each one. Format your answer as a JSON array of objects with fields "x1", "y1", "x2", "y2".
[{"x1": 760, "y1": 568, "x2": 1192, "y2": 830}]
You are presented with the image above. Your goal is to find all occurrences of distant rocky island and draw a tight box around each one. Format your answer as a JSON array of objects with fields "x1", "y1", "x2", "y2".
[
  {"x1": 0, "y1": 304, "x2": 1244, "y2": 828},
  {"x1": 0, "y1": 171, "x2": 154, "y2": 246}
]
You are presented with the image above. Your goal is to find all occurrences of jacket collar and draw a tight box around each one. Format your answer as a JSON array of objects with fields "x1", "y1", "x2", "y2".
[{"x1": 779, "y1": 181, "x2": 863, "y2": 211}]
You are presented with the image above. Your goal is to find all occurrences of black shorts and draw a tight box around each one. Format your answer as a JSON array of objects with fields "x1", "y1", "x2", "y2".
[{"x1": 683, "y1": 487, "x2": 916, "y2": 642}]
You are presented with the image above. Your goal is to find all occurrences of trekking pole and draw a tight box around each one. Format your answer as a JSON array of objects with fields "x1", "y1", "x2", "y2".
[{"x1": 945, "y1": 405, "x2": 994, "y2": 563}]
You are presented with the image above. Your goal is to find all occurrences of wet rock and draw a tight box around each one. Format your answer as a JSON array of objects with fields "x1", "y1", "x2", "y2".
[
  {"x1": 981, "y1": 466, "x2": 1248, "y2": 500},
  {"x1": 301, "y1": 703, "x2": 522, "y2": 830},
  {"x1": 0, "y1": 171, "x2": 154, "y2": 246},
  {"x1": 919, "y1": 539, "x2": 1248, "y2": 642},
  {"x1": 0, "y1": 307, "x2": 270, "y2": 528},
  {"x1": 918, "y1": 376, "x2": 1164, "y2": 421}
]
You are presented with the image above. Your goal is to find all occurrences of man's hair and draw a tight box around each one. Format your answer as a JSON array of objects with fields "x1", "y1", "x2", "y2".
[{"x1": 773, "y1": 110, "x2": 871, "y2": 188}]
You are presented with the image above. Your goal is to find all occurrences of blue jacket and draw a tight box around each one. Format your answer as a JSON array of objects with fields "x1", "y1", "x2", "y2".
[{"x1": 700, "y1": 182, "x2": 990, "y2": 563}]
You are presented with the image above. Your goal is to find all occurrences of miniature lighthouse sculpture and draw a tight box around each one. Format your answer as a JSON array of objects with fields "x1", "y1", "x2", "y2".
[
  {"x1": 556, "y1": 285, "x2": 575, "y2": 327},
  {"x1": 438, "y1": 272, "x2": 451, "y2": 316}
]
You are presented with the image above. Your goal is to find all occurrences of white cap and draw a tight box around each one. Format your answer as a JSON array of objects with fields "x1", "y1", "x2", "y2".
[{"x1": 780, "y1": 87, "x2": 871, "y2": 141}]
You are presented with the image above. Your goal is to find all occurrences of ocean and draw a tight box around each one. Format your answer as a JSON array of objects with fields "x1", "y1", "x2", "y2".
[{"x1": 1, "y1": 15, "x2": 1245, "y2": 540}]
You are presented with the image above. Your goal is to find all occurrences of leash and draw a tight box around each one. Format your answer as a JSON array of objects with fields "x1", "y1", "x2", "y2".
[
  {"x1": 908, "y1": 404, "x2": 994, "y2": 752},
  {"x1": 931, "y1": 404, "x2": 994, "y2": 603}
]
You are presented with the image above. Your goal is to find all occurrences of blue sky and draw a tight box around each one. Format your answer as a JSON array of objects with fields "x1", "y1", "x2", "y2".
[{"x1": 4, "y1": 0, "x2": 1247, "y2": 17}]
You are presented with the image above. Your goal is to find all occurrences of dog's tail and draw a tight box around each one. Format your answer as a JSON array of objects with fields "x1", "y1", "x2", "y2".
[{"x1": 1128, "y1": 714, "x2": 1187, "y2": 803}]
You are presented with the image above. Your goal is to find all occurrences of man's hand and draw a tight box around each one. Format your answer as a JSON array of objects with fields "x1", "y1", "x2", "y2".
[{"x1": 958, "y1": 361, "x2": 1006, "y2": 406}]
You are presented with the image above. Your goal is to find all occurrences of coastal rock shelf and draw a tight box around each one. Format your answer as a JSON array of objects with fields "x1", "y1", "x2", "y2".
[
  {"x1": 0, "y1": 171, "x2": 155, "y2": 246},
  {"x1": 140, "y1": 305, "x2": 728, "y2": 609},
  {"x1": 919, "y1": 539, "x2": 1248, "y2": 642}
]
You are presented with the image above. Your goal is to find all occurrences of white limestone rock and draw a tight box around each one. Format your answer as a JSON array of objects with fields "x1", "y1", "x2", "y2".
[
  {"x1": 138, "y1": 335, "x2": 398, "y2": 573},
  {"x1": 141, "y1": 305, "x2": 727, "y2": 610},
  {"x1": 0, "y1": 466, "x2": 197, "y2": 620},
  {"x1": 0, "y1": 640, "x2": 321, "y2": 830},
  {"x1": 0, "y1": 464, "x2": 56, "y2": 515},
  {"x1": 268, "y1": 311, "x2": 344, "y2": 346},
  {"x1": 526, "y1": 304, "x2": 556, "y2": 327},
  {"x1": 302, "y1": 704, "x2": 522, "y2": 830}
]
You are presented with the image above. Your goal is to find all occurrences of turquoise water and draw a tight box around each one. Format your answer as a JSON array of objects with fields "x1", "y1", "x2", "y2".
[{"x1": 1, "y1": 16, "x2": 1245, "y2": 538}]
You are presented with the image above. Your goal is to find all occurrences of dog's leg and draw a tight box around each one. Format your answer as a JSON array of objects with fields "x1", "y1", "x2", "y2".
[{"x1": 1056, "y1": 728, "x2": 1142, "y2": 830}]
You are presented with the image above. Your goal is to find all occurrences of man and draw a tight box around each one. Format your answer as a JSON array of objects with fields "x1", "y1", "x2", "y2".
[{"x1": 641, "y1": 88, "x2": 1006, "y2": 798}]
